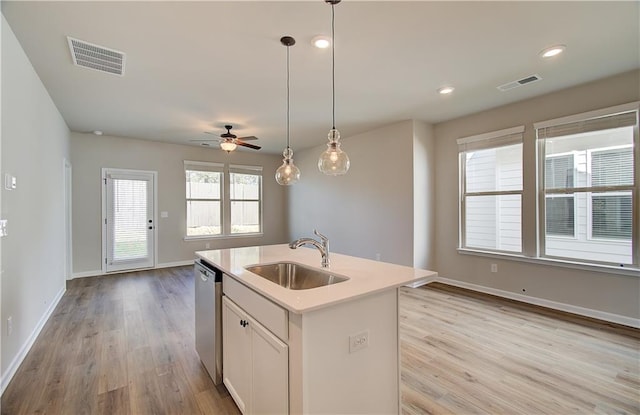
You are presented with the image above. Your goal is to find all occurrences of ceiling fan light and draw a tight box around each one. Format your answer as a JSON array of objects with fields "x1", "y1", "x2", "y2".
[{"x1": 220, "y1": 141, "x2": 237, "y2": 152}]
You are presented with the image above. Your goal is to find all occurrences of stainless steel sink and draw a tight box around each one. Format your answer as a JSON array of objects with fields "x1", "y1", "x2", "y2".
[{"x1": 245, "y1": 262, "x2": 349, "y2": 290}]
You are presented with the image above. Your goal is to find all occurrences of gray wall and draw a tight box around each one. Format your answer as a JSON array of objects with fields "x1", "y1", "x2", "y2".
[
  {"x1": 1, "y1": 16, "x2": 70, "y2": 384},
  {"x1": 289, "y1": 120, "x2": 435, "y2": 268},
  {"x1": 433, "y1": 70, "x2": 640, "y2": 320},
  {"x1": 70, "y1": 132, "x2": 289, "y2": 275}
]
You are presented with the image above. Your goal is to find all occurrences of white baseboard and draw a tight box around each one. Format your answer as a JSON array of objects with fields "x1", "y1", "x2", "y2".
[
  {"x1": 1, "y1": 286, "x2": 66, "y2": 395},
  {"x1": 157, "y1": 260, "x2": 194, "y2": 268},
  {"x1": 71, "y1": 260, "x2": 195, "y2": 279},
  {"x1": 433, "y1": 277, "x2": 640, "y2": 329}
]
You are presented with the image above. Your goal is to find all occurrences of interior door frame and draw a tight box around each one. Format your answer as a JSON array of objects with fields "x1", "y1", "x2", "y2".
[
  {"x1": 101, "y1": 167, "x2": 158, "y2": 274},
  {"x1": 64, "y1": 158, "x2": 73, "y2": 280}
]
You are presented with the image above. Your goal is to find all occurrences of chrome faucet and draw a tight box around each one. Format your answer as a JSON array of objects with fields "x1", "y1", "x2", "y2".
[{"x1": 289, "y1": 229, "x2": 330, "y2": 268}]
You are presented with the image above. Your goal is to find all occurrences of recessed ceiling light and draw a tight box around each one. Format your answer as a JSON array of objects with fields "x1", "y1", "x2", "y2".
[
  {"x1": 438, "y1": 86, "x2": 455, "y2": 95},
  {"x1": 540, "y1": 45, "x2": 566, "y2": 58},
  {"x1": 93, "y1": 130, "x2": 103, "y2": 136},
  {"x1": 312, "y1": 35, "x2": 331, "y2": 49}
]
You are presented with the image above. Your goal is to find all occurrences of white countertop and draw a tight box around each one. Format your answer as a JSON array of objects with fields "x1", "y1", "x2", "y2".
[{"x1": 196, "y1": 244, "x2": 438, "y2": 314}]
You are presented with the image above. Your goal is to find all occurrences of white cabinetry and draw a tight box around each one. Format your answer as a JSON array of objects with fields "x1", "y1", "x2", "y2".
[{"x1": 223, "y1": 288, "x2": 288, "y2": 415}]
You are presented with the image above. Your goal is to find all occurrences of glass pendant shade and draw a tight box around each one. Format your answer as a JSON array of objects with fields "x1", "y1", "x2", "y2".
[
  {"x1": 275, "y1": 147, "x2": 301, "y2": 185},
  {"x1": 319, "y1": 0, "x2": 349, "y2": 176},
  {"x1": 220, "y1": 141, "x2": 237, "y2": 152},
  {"x1": 318, "y1": 128, "x2": 349, "y2": 175}
]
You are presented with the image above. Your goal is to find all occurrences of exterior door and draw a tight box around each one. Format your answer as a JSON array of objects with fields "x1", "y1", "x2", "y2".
[{"x1": 103, "y1": 168, "x2": 156, "y2": 272}]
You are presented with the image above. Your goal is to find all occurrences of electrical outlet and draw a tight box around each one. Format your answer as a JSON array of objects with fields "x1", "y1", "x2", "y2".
[
  {"x1": 7, "y1": 316, "x2": 12, "y2": 336},
  {"x1": 349, "y1": 330, "x2": 369, "y2": 353},
  {"x1": 375, "y1": 253, "x2": 381, "y2": 261},
  {"x1": 491, "y1": 263, "x2": 498, "y2": 273}
]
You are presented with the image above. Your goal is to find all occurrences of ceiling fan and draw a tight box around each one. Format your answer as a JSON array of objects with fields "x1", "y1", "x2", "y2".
[{"x1": 191, "y1": 125, "x2": 261, "y2": 152}]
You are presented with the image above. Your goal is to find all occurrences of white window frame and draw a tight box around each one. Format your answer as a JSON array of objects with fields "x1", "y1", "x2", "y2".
[
  {"x1": 184, "y1": 161, "x2": 224, "y2": 239},
  {"x1": 586, "y1": 145, "x2": 634, "y2": 242},
  {"x1": 458, "y1": 125, "x2": 525, "y2": 254},
  {"x1": 184, "y1": 161, "x2": 263, "y2": 239},
  {"x1": 228, "y1": 164, "x2": 263, "y2": 236},
  {"x1": 544, "y1": 152, "x2": 577, "y2": 240},
  {"x1": 535, "y1": 102, "x2": 639, "y2": 267}
]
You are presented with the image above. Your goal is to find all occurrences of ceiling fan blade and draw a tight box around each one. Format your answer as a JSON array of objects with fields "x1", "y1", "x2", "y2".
[
  {"x1": 237, "y1": 135, "x2": 258, "y2": 141},
  {"x1": 203, "y1": 131, "x2": 218, "y2": 135},
  {"x1": 236, "y1": 141, "x2": 261, "y2": 150},
  {"x1": 190, "y1": 139, "x2": 220, "y2": 142}
]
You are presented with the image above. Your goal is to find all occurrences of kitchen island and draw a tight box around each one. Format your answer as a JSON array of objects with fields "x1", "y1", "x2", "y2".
[{"x1": 196, "y1": 244, "x2": 437, "y2": 415}]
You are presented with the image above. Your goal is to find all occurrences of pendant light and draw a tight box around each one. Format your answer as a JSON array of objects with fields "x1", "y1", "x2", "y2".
[
  {"x1": 275, "y1": 36, "x2": 301, "y2": 186},
  {"x1": 318, "y1": 0, "x2": 350, "y2": 176}
]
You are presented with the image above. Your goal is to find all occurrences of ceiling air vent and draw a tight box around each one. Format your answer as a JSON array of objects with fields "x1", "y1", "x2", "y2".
[
  {"x1": 497, "y1": 74, "x2": 542, "y2": 92},
  {"x1": 67, "y1": 37, "x2": 125, "y2": 76}
]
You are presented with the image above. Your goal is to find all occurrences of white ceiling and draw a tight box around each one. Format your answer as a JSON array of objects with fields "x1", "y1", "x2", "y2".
[{"x1": 2, "y1": 1, "x2": 639, "y2": 154}]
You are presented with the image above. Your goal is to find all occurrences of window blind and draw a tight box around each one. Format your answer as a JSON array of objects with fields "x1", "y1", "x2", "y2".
[
  {"x1": 229, "y1": 164, "x2": 263, "y2": 175},
  {"x1": 591, "y1": 147, "x2": 634, "y2": 187},
  {"x1": 457, "y1": 125, "x2": 524, "y2": 152},
  {"x1": 535, "y1": 105, "x2": 638, "y2": 139},
  {"x1": 184, "y1": 160, "x2": 224, "y2": 173}
]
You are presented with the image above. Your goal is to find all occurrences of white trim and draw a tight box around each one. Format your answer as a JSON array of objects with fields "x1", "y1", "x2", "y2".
[
  {"x1": 102, "y1": 168, "x2": 158, "y2": 273},
  {"x1": 63, "y1": 159, "x2": 73, "y2": 280},
  {"x1": 184, "y1": 160, "x2": 224, "y2": 172},
  {"x1": 458, "y1": 247, "x2": 639, "y2": 276},
  {"x1": 70, "y1": 260, "x2": 195, "y2": 279},
  {"x1": 0, "y1": 286, "x2": 66, "y2": 394},
  {"x1": 534, "y1": 101, "x2": 639, "y2": 130},
  {"x1": 71, "y1": 269, "x2": 103, "y2": 279},
  {"x1": 431, "y1": 277, "x2": 640, "y2": 329},
  {"x1": 157, "y1": 260, "x2": 194, "y2": 268},
  {"x1": 457, "y1": 125, "x2": 525, "y2": 145},
  {"x1": 229, "y1": 164, "x2": 263, "y2": 172}
]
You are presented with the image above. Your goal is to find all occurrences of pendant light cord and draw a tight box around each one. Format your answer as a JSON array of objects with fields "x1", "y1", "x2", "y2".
[
  {"x1": 331, "y1": 2, "x2": 336, "y2": 130},
  {"x1": 286, "y1": 44, "x2": 291, "y2": 150}
]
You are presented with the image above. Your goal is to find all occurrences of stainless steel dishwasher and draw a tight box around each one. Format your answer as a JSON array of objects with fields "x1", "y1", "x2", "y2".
[{"x1": 195, "y1": 258, "x2": 222, "y2": 385}]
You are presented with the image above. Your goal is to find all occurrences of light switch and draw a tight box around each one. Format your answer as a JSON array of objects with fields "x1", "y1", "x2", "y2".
[
  {"x1": 0, "y1": 220, "x2": 7, "y2": 237},
  {"x1": 161, "y1": 211, "x2": 169, "y2": 218},
  {"x1": 4, "y1": 174, "x2": 16, "y2": 190}
]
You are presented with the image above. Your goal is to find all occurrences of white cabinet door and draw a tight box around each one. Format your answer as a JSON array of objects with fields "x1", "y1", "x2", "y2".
[
  {"x1": 223, "y1": 297, "x2": 251, "y2": 414},
  {"x1": 249, "y1": 314, "x2": 289, "y2": 415}
]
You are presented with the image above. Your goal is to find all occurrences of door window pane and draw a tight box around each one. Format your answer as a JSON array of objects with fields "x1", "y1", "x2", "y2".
[{"x1": 112, "y1": 178, "x2": 148, "y2": 260}]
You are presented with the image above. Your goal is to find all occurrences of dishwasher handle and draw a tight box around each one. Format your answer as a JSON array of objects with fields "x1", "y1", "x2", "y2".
[{"x1": 195, "y1": 260, "x2": 223, "y2": 283}]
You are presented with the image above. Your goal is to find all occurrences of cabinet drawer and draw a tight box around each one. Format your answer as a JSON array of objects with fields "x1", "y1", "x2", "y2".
[{"x1": 223, "y1": 274, "x2": 288, "y2": 342}]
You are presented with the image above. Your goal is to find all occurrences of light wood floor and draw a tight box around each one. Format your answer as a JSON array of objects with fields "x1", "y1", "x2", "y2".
[
  {"x1": 1, "y1": 266, "x2": 240, "y2": 415},
  {"x1": 400, "y1": 283, "x2": 640, "y2": 415},
  {"x1": 2, "y1": 268, "x2": 639, "y2": 414}
]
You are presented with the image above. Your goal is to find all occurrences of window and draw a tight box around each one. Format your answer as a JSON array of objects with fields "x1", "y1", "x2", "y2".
[
  {"x1": 545, "y1": 154, "x2": 575, "y2": 237},
  {"x1": 184, "y1": 162, "x2": 262, "y2": 238},
  {"x1": 185, "y1": 162, "x2": 223, "y2": 237},
  {"x1": 536, "y1": 104, "x2": 638, "y2": 265},
  {"x1": 229, "y1": 165, "x2": 262, "y2": 234},
  {"x1": 458, "y1": 126, "x2": 524, "y2": 253},
  {"x1": 590, "y1": 147, "x2": 633, "y2": 240}
]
